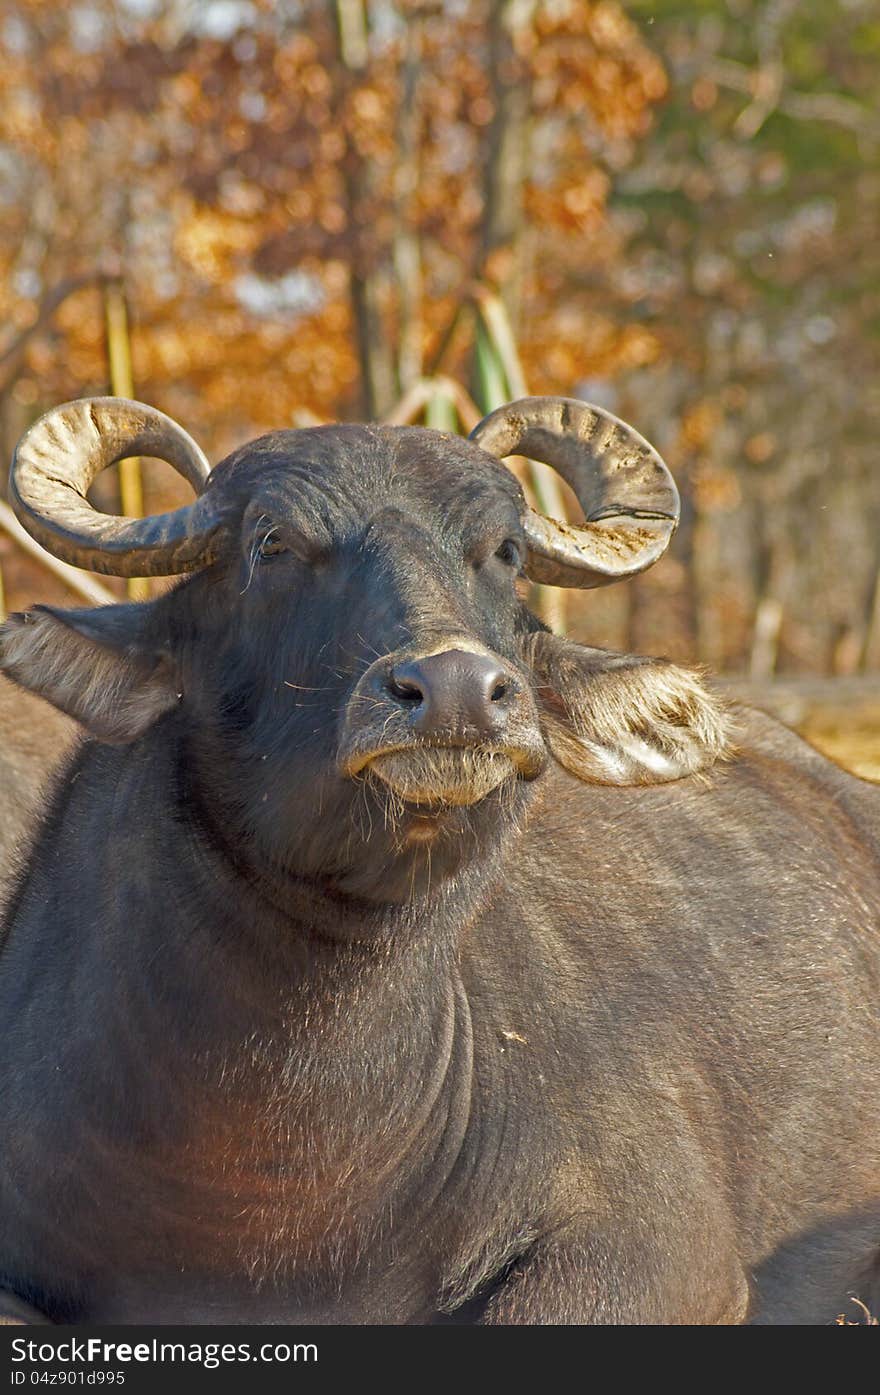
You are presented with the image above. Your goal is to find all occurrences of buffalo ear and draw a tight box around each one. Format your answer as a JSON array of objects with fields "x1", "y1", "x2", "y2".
[
  {"x1": 526, "y1": 631, "x2": 731, "y2": 785},
  {"x1": 0, "y1": 603, "x2": 179, "y2": 744}
]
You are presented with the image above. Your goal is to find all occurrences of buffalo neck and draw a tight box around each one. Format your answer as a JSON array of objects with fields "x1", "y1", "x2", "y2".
[{"x1": 2, "y1": 722, "x2": 506, "y2": 1255}]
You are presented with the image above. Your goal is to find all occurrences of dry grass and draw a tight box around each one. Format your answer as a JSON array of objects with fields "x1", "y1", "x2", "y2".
[
  {"x1": 799, "y1": 703, "x2": 880, "y2": 783},
  {"x1": 722, "y1": 680, "x2": 880, "y2": 783}
]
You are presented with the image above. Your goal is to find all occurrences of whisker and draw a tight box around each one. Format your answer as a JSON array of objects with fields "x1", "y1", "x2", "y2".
[{"x1": 240, "y1": 514, "x2": 273, "y2": 595}]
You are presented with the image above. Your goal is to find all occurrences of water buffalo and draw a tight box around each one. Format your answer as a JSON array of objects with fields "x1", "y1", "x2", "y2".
[{"x1": 0, "y1": 396, "x2": 877, "y2": 1325}]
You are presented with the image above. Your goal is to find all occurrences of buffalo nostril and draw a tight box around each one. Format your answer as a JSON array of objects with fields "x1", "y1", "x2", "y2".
[{"x1": 387, "y1": 672, "x2": 424, "y2": 704}]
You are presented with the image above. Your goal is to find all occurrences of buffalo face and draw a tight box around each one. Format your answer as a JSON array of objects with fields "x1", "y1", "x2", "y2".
[{"x1": 195, "y1": 426, "x2": 553, "y2": 896}]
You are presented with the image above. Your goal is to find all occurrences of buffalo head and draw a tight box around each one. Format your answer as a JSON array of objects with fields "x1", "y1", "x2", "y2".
[{"x1": 0, "y1": 396, "x2": 728, "y2": 902}]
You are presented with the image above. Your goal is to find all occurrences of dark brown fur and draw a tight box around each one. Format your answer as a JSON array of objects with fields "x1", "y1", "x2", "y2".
[{"x1": 0, "y1": 423, "x2": 877, "y2": 1324}]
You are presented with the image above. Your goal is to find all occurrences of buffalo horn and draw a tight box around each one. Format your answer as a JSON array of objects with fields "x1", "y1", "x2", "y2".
[
  {"x1": 10, "y1": 397, "x2": 224, "y2": 577},
  {"x1": 470, "y1": 396, "x2": 680, "y2": 588}
]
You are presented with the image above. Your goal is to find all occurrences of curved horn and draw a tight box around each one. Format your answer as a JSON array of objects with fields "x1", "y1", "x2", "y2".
[
  {"x1": 10, "y1": 397, "x2": 225, "y2": 577},
  {"x1": 470, "y1": 396, "x2": 680, "y2": 588}
]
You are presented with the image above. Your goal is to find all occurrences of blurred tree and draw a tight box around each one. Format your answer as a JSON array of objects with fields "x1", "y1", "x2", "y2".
[
  {"x1": 0, "y1": 0, "x2": 876, "y2": 677},
  {"x1": 0, "y1": 0, "x2": 662, "y2": 437},
  {"x1": 596, "y1": 0, "x2": 880, "y2": 674}
]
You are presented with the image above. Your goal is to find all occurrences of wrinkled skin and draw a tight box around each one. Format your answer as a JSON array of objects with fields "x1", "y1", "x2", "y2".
[{"x1": 0, "y1": 424, "x2": 878, "y2": 1325}]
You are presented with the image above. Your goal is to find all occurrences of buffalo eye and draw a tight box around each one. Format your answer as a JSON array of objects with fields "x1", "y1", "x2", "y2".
[
  {"x1": 256, "y1": 525, "x2": 287, "y2": 560},
  {"x1": 494, "y1": 538, "x2": 522, "y2": 569}
]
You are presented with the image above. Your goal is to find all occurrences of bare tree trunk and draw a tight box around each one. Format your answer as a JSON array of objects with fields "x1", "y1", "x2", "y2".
[
  {"x1": 692, "y1": 512, "x2": 725, "y2": 670},
  {"x1": 750, "y1": 534, "x2": 791, "y2": 679},
  {"x1": 861, "y1": 565, "x2": 880, "y2": 673},
  {"x1": 392, "y1": 12, "x2": 424, "y2": 394},
  {"x1": 750, "y1": 596, "x2": 784, "y2": 679},
  {"x1": 348, "y1": 275, "x2": 396, "y2": 419},
  {"x1": 480, "y1": 0, "x2": 535, "y2": 327},
  {"x1": 334, "y1": 0, "x2": 396, "y2": 419},
  {"x1": 0, "y1": 389, "x2": 28, "y2": 485},
  {"x1": 473, "y1": 11, "x2": 566, "y2": 643}
]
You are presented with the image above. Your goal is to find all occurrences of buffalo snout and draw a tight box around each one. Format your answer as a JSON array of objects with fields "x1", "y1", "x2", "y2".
[{"x1": 338, "y1": 642, "x2": 546, "y2": 805}]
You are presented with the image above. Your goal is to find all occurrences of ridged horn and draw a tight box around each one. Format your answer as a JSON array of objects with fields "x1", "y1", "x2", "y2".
[
  {"x1": 470, "y1": 396, "x2": 680, "y2": 588},
  {"x1": 9, "y1": 397, "x2": 225, "y2": 577}
]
